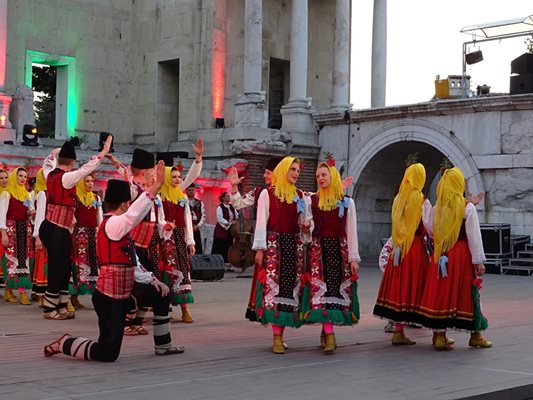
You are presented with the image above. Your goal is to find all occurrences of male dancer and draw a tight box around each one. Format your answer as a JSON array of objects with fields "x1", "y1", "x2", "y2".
[
  {"x1": 40, "y1": 136, "x2": 113, "y2": 320},
  {"x1": 44, "y1": 163, "x2": 184, "y2": 360},
  {"x1": 186, "y1": 183, "x2": 205, "y2": 254}
]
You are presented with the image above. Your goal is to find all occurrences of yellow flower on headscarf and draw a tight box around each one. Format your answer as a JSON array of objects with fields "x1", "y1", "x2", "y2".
[
  {"x1": 271, "y1": 156, "x2": 300, "y2": 204},
  {"x1": 76, "y1": 175, "x2": 96, "y2": 208},
  {"x1": 7, "y1": 167, "x2": 30, "y2": 203},
  {"x1": 34, "y1": 169, "x2": 47, "y2": 195},
  {"x1": 433, "y1": 167, "x2": 466, "y2": 262},
  {"x1": 391, "y1": 163, "x2": 426, "y2": 261},
  {"x1": 160, "y1": 167, "x2": 186, "y2": 204},
  {"x1": 316, "y1": 162, "x2": 344, "y2": 211}
]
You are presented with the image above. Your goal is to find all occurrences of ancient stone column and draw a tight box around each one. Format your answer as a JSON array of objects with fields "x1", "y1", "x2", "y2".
[
  {"x1": 371, "y1": 0, "x2": 387, "y2": 108},
  {"x1": 280, "y1": 0, "x2": 315, "y2": 135},
  {"x1": 330, "y1": 0, "x2": 351, "y2": 112},
  {"x1": 0, "y1": 0, "x2": 13, "y2": 130},
  {"x1": 234, "y1": 0, "x2": 267, "y2": 128}
]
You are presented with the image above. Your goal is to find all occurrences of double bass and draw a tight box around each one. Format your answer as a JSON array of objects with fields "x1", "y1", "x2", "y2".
[{"x1": 228, "y1": 210, "x2": 255, "y2": 272}]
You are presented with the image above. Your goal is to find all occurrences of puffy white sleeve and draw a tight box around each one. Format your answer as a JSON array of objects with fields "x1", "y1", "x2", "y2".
[
  {"x1": 184, "y1": 201, "x2": 195, "y2": 246},
  {"x1": 62, "y1": 156, "x2": 102, "y2": 189},
  {"x1": 96, "y1": 195, "x2": 103, "y2": 226},
  {"x1": 33, "y1": 191, "x2": 47, "y2": 237},
  {"x1": 230, "y1": 190, "x2": 255, "y2": 211},
  {"x1": 156, "y1": 196, "x2": 171, "y2": 240},
  {"x1": 422, "y1": 198, "x2": 434, "y2": 238},
  {"x1": 179, "y1": 161, "x2": 202, "y2": 191},
  {"x1": 0, "y1": 192, "x2": 10, "y2": 229},
  {"x1": 252, "y1": 189, "x2": 270, "y2": 250},
  {"x1": 216, "y1": 205, "x2": 231, "y2": 230},
  {"x1": 346, "y1": 198, "x2": 361, "y2": 262},
  {"x1": 464, "y1": 202, "x2": 486, "y2": 264},
  {"x1": 133, "y1": 262, "x2": 158, "y2": 286},
  {"x1": 42, "y1": 152, "x2": 57, "y2": 179}
]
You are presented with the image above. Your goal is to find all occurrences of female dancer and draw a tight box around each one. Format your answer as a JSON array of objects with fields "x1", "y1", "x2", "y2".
[
  {"x1": 211, "y1": 192, "x2": 238, "y2": 268},
  {"x1": 69, "y1": 174, "x2": 103, "y2": 309},
  {"x1": 32, "y1": 169, "x2": 48, "y2": 306},
  {"x1": 373, "y1": 163, "x2": 432, "y2": 345},
  {"x1": 417, "y1": 167, "x2": 491, "y2": 350},
  {"x1": 0, "y1": 167, "x2": 34, "y2": 304},
  {"x1": 160, "y1": 166, "x2": 196, "y2": 323},
  {"x1": 0, "y1": 168, "x2": 7, "y2": 293},
  {"x1": 301, "y1": 159, "x2": 360, "y2": 353},
  {"x1": 252, "y1": 156, "x2": 305, "y2": 354}
]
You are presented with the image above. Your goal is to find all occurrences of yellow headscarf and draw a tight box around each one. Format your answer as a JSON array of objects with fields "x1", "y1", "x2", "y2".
[
  {"x1": 7, "y1": 167, "x2": 30, "y2": 203},
  {"x1": 0, "y1": 169, "x2": 8, "y2": 194},
  {"x1": 433, "y1": 167, "x2": 466, "y2": 262},
  {"x1": 271, "y1": 156, "x2": 300, "y2": 204},
  {"x1": 34, "y1": 169, "x2": 47, "y2": 195},
  {"x1": 160, "y1": 167, "x2": 186, "y2": 204},
  {"x1": 391, "y1": 163, "x2": 426, "y2": 261},
  {"x1": 316, "y1": 162, "x2": 344, "y2": 211},
  {"x1": 76, "y1": 175, "x2": 96, "y2": 208}
]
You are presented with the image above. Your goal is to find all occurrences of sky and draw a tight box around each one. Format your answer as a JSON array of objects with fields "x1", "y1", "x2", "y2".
[{"x1": 350, "y1": 0, "x2": 533, "y2": 109}]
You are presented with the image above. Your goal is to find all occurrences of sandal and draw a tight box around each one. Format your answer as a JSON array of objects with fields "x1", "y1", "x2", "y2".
[
  {"x1": 123, "y1": 326, "x2": 139, "y2": 336},
  {"x1": 43, "y1": 311, "x2": 68, "y2": 320},
  {"x1": 136, "y1": 325, "x2": 149, "y2": 335},
  {"x1": 44, "y1": 333, "x2": 70, "y2": 357}
]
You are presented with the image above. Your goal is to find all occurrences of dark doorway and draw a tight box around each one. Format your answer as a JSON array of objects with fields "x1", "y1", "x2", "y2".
[
  {"x1": 32, "y1": 64, "x2": 57, "y2": 138},
  {"x1": 268, "y1": 58, "x2": 289, "y2": 129}
]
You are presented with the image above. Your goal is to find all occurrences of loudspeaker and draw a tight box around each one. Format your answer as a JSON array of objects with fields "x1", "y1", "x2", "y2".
[
  {"x1": 510, "y1": 73, "x2": 533, "y2": 95},
  {"x1": 465, "y1": 50, "x2": 483, "y2": 65},
  {"x1": 480, "y1": 223, "x2": 511, "y2": 257},
  {"x1": 510, "y1": 53, "x2": 533, "y2": 75},
  {"x1": 190, "y1": 254, "x2": 225, "y2": 280}
]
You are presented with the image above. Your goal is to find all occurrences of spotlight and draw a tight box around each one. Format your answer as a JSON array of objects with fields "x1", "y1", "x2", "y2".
[
  {"x1": 465, "y1": 50, "x2": 483, "y2": 65},
  {"x1": 215, "y1": 118, "x2": 225, "y2": 129},
  {"x1": 21, "y1": 124, "x2": 39, "y2": 146}
]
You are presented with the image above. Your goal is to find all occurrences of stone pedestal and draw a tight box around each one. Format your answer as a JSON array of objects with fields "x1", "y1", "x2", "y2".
[
  {"x1": 0, "y1": 93, "x2": 13, "y2": 129},
  {"x1": 280, "y1": 98, "x2": 315, "y2": 135},
  {"x1": 234, "y1": 92, "x2": 268, "y2": 128},
  {"x1": 0, "y1": 128, "x2": 16, "y2": 143}
]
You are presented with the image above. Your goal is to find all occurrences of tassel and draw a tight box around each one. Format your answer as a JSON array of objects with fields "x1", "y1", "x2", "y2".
[
  {"x1": 393, "y1": 247, "x2": 401, "y2": 267},
  {"x1": 274, "y1": 310, "x2": 279, "y2": 318},
  {"x1": 257, "y1": 308, "x2": 264, "y2": 318},
  {"x1": 323, "y1": 309, "x2": 328, "y2": 317},
  {"x1": 438, "y1": 256, "x2": 448, "y2": 278}
]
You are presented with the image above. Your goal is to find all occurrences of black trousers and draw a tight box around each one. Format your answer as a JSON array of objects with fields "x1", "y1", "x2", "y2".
[
  {"x1": 193, "y1": 230, "x2": 203, "y2": 254},
  {"x1": 39, "y1": 220, "x2": 72, "y2": 296}
]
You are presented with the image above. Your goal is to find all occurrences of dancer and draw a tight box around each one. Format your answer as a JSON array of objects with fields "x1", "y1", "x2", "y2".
[
  {"x1": 372, "y1": 163, "x2": 431, "y2": 345},
  {"x1": 0, "y1": 167, "x2": 34, "y2": 304},
  {"x1": 251, "y1": 156, "x2": 305, "y2": 354},
  {"x1": 417, "y1": 167, "x2": 491, "y2": 350},
  {"x1": 160, "y1": 166, "x2": 196, "y2": 323},
  {"x1": 211, "y1": 192, "x2": 238, "y2": 269},
  {"x1": 31, "y1": 169, "x2": 48, "y2": 306},
  {"x1": 0, "y1": 168, "x2": 8, "y2": 294},
  {"x1": 69, "y1": 174, "x2": 103, "y2": 309},
  {"x1": 301, "y1": 159, "x2": 360, "y2": 353},
  {"x1": 186, "y1": 183, "x2": 205, "y2": 254},
  {"x1": 44, "y1": 163, "x2": 184, "y2": 361},
  {"x1": 40, "y1": 136, "x2": 112, "y2": 320}
]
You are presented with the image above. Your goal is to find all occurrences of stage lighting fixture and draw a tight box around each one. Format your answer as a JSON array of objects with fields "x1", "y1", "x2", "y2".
[{"x1": 21, "y1": 124, "x2": 39, "y2": 146}]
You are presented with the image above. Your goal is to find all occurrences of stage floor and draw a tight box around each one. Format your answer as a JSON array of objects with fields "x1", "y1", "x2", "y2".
[{"x1": 1, "y1": 265, "x2": 532, "y2": 400}]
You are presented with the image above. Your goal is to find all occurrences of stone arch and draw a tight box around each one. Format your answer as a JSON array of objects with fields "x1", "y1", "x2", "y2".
[{"x1": 348, "y1": 119, "x2": 484, "y2": 206}]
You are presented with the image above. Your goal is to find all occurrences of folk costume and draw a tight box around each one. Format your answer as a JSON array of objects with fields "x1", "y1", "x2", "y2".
[
  {"x1": 212, "y1": 197, "x2": 238, "y2": 264},
  {"x1": 0, "y1": 169, "x2": 7, "y2": 289},
  {"x1": 160, "y1": 167, "x2": 195, "y2": 320},
  {"x1": 251, "y1": 156, "x2": 306, "y2": 353},
  {"x1": 188, "y1": 184, "x2": 205, "y2": 254},
  {"x1": 44, "y1": 180, "x2": 183, "y2": 361},
  {"x1": 0, "y1": 168, "x2": 34, "y2": 304},
  {"x1": 32, "y1": 169, "x2": 48, "y2": 304},
  {"x1": 69, "y1": 177, "x2": 103, "y2": 298},
  {"x1": 40, "y1": 141, "x2": 102, "y2": 319},
  {"x1": 373, "y1": 163, "x2": 432, "y2": 345},
  {"x1": 301, "y1": 161, "x2": 361, "y2": 353},
  {"x1": 229, "y1": 156, "x2": 282, "y2": 321},
  {"x1": 416, "y1": 167, "x2": 491, "y2": 350}
]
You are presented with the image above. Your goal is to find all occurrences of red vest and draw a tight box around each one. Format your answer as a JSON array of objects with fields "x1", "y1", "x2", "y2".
[
  {"x1": 75, "y1": 200, "x2": 99, "y2": 228},
  {"x1": 7, "y1": 197, "x2": 28, "y2": 221},
  {"x1": 163, "y1": 200, "x2": 186, "y2": 228},
  {"x1": 47, "y1": 169, "x2": 76, "y2": 207},
  {"x1": 96, "y1": 217, "x2": 136, "y2": 267},
  {"x1": 310, "y1": 194, "x2": 347, "y2": 238},
  {"x1": 266, "y1": 187, "x2": 301, "y2": 234}
]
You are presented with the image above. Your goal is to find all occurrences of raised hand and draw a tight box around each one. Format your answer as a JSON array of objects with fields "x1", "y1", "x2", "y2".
[
  {"x1": 192, "y1": 137, "x2": 204, "y2": 161},
  {"x1": 467, "y1": 192, "x2": 485, "y2": 206},
  {"x1": 342, "y1": 176, "x2": 353, "y2": 190},
  {"x1": 228, "y1": 167, "x2": 244, "y2": 188}
]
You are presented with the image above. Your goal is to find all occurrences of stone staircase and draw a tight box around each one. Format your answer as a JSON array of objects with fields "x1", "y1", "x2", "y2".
[{"x1": 505, "y1": 243, "x2": 533, "y2": 276}]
